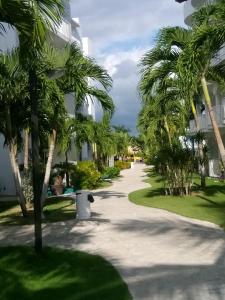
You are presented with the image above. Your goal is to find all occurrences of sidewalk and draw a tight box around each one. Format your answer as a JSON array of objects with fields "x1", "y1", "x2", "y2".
[{"x1": 0, "y1": 163, "x2": 225, "y2": 300}]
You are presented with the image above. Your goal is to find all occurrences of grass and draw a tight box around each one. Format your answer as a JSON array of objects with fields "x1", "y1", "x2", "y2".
[
  {"x1": 0, "y1": 178, "x2": 115, "y2": 226},
  {"x1": 129, "y1": 169, "x2": 225, "y2": 230},
  {"x1": 0, "y1": 196, "x2": 76, "y2": 225},
  {"x1": 0, "y1": 246, "x2": 132, "y2": 300}
]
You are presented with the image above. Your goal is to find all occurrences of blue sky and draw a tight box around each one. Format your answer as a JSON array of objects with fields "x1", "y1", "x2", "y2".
[{"x1": 71, "y1": 0, "x2": 185, "y2": 135}]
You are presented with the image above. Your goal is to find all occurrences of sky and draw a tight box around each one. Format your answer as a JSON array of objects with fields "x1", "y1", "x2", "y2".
[{"x1": 71, "y1": 0, "x2": 185, "y2": 135}]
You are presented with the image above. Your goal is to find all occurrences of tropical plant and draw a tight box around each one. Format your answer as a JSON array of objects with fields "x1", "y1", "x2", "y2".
[
  {"x1": 101, "y1": 166, "x2": 120, "y2": 179},
  {"x1": 113, "y1": 126, "x2": 131, "y2": 161},
  {"x1": 70, "y1": 161, "x2": 100, "y2": 190},
  {"x1": 139, "y1": 26, "x2": 211, "y2": 187},
  {"x1": 114, "y1": 161, "x2": 131, "y2": 170},
  {"x1": 0, "y1": 50, "x2": 29, "y2": 216},
  {"x1": 178, "y1": 0, "x2": 225, "y2": 167},
  {"x1": 0, "y1": 0, "x2": 66, "y2": 252},
  {"x1": 59, "y1": 43, "x2": 114, "y2": 114}
]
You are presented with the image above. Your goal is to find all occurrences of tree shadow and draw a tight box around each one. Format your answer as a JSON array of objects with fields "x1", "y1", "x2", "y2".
[
  {"x1": 0, "y1": 200, "x2": 18, "y2": 213},
  {"x1": 0, "y1": 246, "x2": 131, "y2": 300},
  {"x1": 93, "y1": 190, "x2": 126, "y2": 200},
  {"x1": 120, "y1": 251, "x2": 225, "y2": 300},
  {"x1": 112, "y1": 218, "x2": 225, "y2": 247}
]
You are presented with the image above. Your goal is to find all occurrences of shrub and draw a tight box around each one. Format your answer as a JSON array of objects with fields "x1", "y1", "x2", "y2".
[
  {"x1": 115, "y1": 161, "x2": 131, "y2": 170},
  {"x1": 102, "y1": 167, "x2": 120, "y2": 179},
  {"x1": 71, "y1": 161, "x2": 101, "y2": 190},
  {"x1": 153, "y1": 143, "x2": 195, "y2": 196}
]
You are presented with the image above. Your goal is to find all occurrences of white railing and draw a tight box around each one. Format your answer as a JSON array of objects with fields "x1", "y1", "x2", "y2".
[
  {"x1": 189, "y1": 104, "x2": 225, "y2": 132},
  {"x1": 191, "y1": 0, "x2": 215, "y2": 8},
  {"x1": 56, "y1": 20, "x2": 72, "y2": 43}
]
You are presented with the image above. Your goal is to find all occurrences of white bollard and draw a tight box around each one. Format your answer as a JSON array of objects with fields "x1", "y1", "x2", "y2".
[
  {"x1": 131, "y1": 162, "x2": 134, "y2": 168},
  {"x1": 76, "y1": 190, "x2": 91, "y2": 220}
]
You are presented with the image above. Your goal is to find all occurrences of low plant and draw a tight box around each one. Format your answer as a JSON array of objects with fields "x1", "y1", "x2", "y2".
[
  {"x1": 102, "y1": 166, "x2": 120, "y2": 178},
  {"x1": 115, "y1": 161, "x2": 131, "y2": 170},
  {"x1": 71, "y1": 161, "x2": 101, "y2": 190},
  {"x1": 153, "y1": 143, "x2": 195, "y2": 196}
]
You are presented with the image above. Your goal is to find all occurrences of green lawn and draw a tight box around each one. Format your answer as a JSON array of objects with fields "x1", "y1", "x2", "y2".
[
  {"x1": 0, "y1": 196, "x2": 76, "y2": 225},
  {"x1": 0, "y1": 246, "x2": 132, "y2": 300},
  {"x1": 129, "y1": 169, "x2": 225, "y2": 230}
]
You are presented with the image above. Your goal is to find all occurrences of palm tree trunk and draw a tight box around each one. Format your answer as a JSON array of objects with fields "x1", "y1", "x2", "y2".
[
  {"x1": 65, "y1": 151, "x2": 70, "y2": 187},
  {"x1": 29, "y1": 69, "x2": 42, "y2": 253},
  {"x1": 23, "y1": 128, "x2": 29, "y2": 172},
  {"x1": 92, "y1": 143, "x2": 97, "y2": 161},
  {"x1": 5, "y1": 106, "x2": 27, "y2": 216},
  {"x1": 164, "y1": 116, "x2": 172, "y2": 147},
  {"x1": 190, "y1": 98, "x2": 206, "y2": 188},
  {"x1": 8, "y1": 142, "x2": 27, "y2": 217},
  {"x1": 191, "y1": 99, "x2": 199, "y2": 131},
  {"x1": 201, "y1": 76, "x2": 225, "y2": 167},
  {"x1": 41, "y1": 129, "x2": 57, "y2": 207}
]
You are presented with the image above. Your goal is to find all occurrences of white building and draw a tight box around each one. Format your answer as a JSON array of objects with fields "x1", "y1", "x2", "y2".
[
  {"x1": 177, "y1": 0, "x2": 225, "y2": 177},
  {"x1": 0, "y1": 1, "x2": 95, "y2": 196}
]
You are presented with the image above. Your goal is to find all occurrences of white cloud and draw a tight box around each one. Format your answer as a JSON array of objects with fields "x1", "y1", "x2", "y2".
[
  {"x1": 71, "y1": 0, "x2": 185, "y2": 134},
  {"x1": 71, "y1": 0, "x2": 184, "y2": 52},
  {"x1": 100, "y1": 47, "x2": 149, "y2": 77}
]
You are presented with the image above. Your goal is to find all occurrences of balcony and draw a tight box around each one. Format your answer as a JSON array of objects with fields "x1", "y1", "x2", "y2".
[
  {"x1": 184, "y1": 1, "x2": 196, "y2": 26},
  {"x1": 189, "y1": 104, "x2": 225, "y2": 133},
  {"x1": 184, "y1": 0, "x2": 216, "y2": 26},
  {"x1": 51, "y1": 18, "x2": 82, "y2": 48},
  {"x1": 191, "y1": 0, "x2": 215, "y2": 8}
]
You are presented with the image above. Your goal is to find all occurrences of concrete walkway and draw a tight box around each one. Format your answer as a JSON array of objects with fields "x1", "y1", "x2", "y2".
[{"x1": 1, "y1": 164, "x2": 225, "y2": 299}]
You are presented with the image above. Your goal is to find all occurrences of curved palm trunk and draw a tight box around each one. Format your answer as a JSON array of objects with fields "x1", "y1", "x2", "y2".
[
  {"x1": 65, "y1": 151, "x2": 70, "y2": 187},
  {"x1": 201, "y1": 76, "x2": 225, "y2": 167},
  {"x1": 191, "y1": 99, "x2": 199, "y2": 130},
  {"x1": 164, "y1": 116, "x2": 172, "y2": 147},
  {"x1": 23, "y1": 128, "x2": 29, "y2": 172},
  {"x1": 30, "y1": 69, "x2": 42, "y2": 253},
  {"x1": 41, "y1": 129, "x2": 57, "y2": 208},
  {"x1": 6, "y1": 106, "x2": 27, "y2": 216},
  {"x1": 8, "y1": 142, "x2": 27, "y2": 217},
  {"x1": 190, "y1": 98, "x2": 206, "y2": 188},
  {"x1": 92, "y1": 143, "x2": 97, "y2": 161}
]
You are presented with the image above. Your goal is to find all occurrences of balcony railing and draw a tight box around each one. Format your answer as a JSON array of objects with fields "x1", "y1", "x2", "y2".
[
  {"x1": 189, "y1": 104, "x2": 225, "y2": 132},
  {"x1": 191, "y1": 0, "x2": 215, "y2": 8}
]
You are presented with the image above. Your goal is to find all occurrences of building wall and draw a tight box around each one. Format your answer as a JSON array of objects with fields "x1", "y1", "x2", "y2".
[{"x1": 0, "y1": 136, "x2": 17, "y2": 195}]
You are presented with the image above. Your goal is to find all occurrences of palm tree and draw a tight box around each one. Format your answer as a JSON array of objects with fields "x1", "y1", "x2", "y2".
[
  {"x1": 39, "y1": 43, "x2": 114, "y2": 207},
  {"x1": 93, "y1": 114, "x2": 116, "y2": 168},
  {"x1": 0, "y1": 50, "x2": 29, "y2": 216},
  {"x1": 59, "y1": 43, "x2": 114, "y2": 114},
  {"x1": 112, "y1": 126, "x2": 131, "y2": 161},
  {"x1": 139, "y1": 26, "x2": 208, "y2": 186},
  {"x1": 0, "y1": 0, "x2": 65, "y2": 253},
  {"x1": 178, "y1": 0, "x2": 225, "y2": 167}
]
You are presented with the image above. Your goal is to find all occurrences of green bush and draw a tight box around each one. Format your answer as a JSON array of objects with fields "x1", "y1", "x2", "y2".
[
  {"x1": 102, "y1": 167, "x2": 120, "y2": 179},
  {"x1": 71, "y1": 161, "x2": 101, "y2": 190},
  {"x1": 115, "y1": 161, "x2": 131, "y2": 170}
]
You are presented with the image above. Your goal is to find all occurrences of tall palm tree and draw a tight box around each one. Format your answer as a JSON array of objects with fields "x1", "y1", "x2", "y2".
[
  {"x1": 0, "y1": 50, "x2": 29, "y2": 216},
  {"x1": 139, "y1": 26, "x2": 208, "y2": 186},
  {"x1": 0, "y1": 0, "x2": 65, "y2": 253},
  {"x1": 59, "y1": 43, "x2": 114, "y2": 114},
  {"x1": 39, "y1": 43, "x2": 114, "y2": 207},
  {"x1": 178, "y1": 0, "x2": 225, "y2": 167}
]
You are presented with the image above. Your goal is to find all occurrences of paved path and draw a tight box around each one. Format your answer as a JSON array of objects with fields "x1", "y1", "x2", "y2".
[{"x1": 1, "y1": 164, "x2": 225, "y2": 300}]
